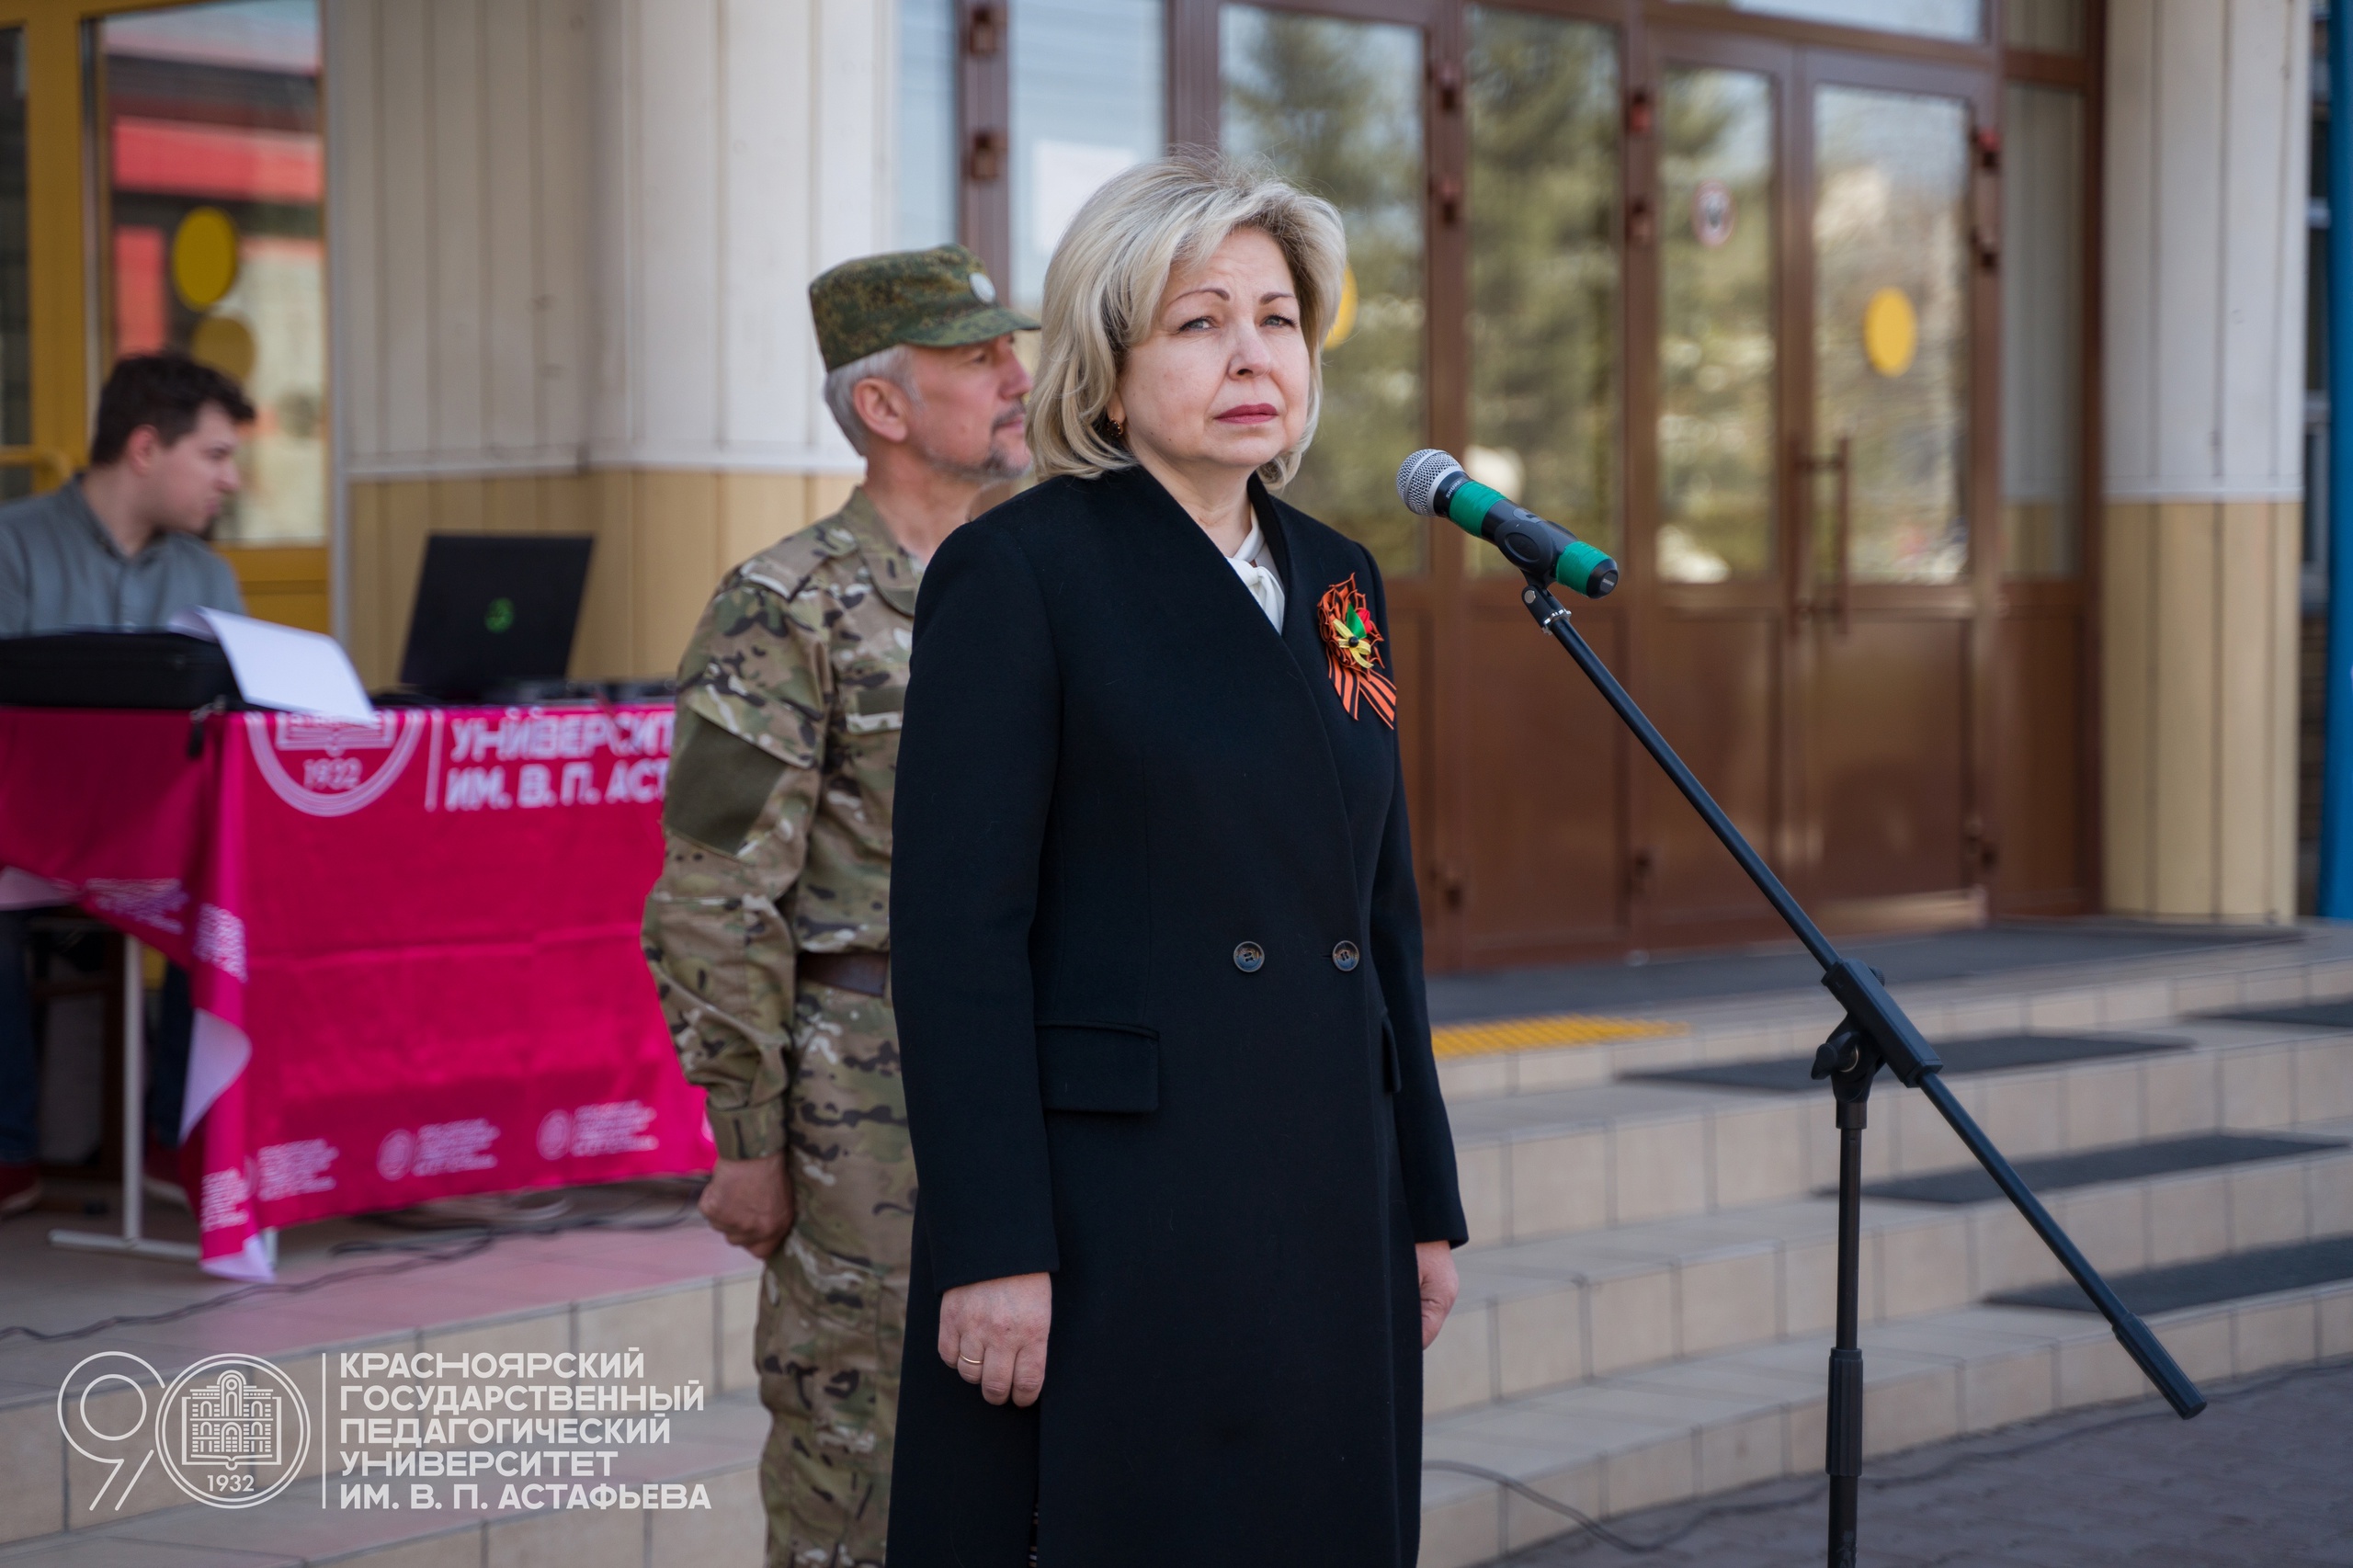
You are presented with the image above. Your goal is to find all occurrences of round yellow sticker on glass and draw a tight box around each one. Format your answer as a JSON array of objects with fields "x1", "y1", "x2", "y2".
[
  {"x1": 188, "y1": 313, "x2": 256, "y2": 383},
  {"x1": 1324, "y1": 265, "x2": 1358, "y2": 349},
  {"x1": 1862, "y1": 287, "x2": 1917, "y2": 378},
  {"x1": 171, "y1": 207, "x2": 241, "y2": 311}
]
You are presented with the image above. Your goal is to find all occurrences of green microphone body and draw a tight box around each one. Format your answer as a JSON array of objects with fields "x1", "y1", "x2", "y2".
[{"x1": 1432, "y1": 473, "x2": 1619, "y2": 598}]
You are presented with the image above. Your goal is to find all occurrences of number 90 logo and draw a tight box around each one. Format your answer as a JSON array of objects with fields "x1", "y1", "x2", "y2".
[{"x1": 58, "y1": 1351, "x2": 312, "y2": 1512}]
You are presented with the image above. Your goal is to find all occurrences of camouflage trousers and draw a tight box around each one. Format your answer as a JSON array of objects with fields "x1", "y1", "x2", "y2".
[{"x1": 756, "y1": 978, "x2": 915, "y2": 1568}]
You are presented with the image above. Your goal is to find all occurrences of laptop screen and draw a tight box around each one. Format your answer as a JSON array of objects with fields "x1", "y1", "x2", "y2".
[{"x1": 398, "y1": 535, "x2": 594, "y2": 699}]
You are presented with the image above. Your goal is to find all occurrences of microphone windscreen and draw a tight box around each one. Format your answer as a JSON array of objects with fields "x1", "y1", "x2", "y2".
[{"x1": 1395, "y1": 449, "x2": 1462, "y2": 517}]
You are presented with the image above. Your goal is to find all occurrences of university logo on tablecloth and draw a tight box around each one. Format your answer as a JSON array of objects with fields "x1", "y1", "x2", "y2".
[{"x1": 248, "y1": 712, "x2": 425, "y2": 818}]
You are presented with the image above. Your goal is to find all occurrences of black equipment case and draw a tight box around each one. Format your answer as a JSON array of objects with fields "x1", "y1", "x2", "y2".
[{"x1": 0, "y1": 631, "x2": 240, "y2": 710}]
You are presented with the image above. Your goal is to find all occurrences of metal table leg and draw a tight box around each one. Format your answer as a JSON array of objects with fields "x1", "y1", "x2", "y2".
[{"x1": 50, "y1": 935, "x2": 200, "y2": 1262}]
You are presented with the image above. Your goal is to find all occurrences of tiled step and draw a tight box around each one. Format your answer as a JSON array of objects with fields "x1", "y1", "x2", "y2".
[
  {"x1": 1448, "y1": 1021, "x2": 2353, "y2": 1247},
  {"x1": 1628, "y1": 1029, "x2": 2193, "y2": 1094},
  {"x1": 1418, "y1": 1279, "x2": 2353, "y2": 1568},
  {"x1": 1428, "y1": 1119, "x2": 2353, "y2": 1415},
  {"x1": 1434, "y1": 926, "x2": 2353, "y2": 1107},
  {"x1": 1861, "y1": 1131, "x2": 2347, "y2": 1205},
  {"x1": 1993, "y1": 1233, "x2": 2353, "y2": 1315}
]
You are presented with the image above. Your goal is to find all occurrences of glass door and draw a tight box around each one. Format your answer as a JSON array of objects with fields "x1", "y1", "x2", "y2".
[
  {"x1": 1449, "y1": 4, "x2": 1632, "y2": 964},
  {"x1": 88, "y1": 0, "x2": 328, "y2": 629},
  {"x1": 1636, "y1": 33, "x2": 1995, "y2": 939},
  {"x1": 0, "y1": 0, "x2": 325, "y2": 630},
  {"x1": 1795, "y1": 58, "x2": 1992, "y2": 926},
  {"x1": 1635, "y1": 32, "x2": 1797, "y2": 946}
]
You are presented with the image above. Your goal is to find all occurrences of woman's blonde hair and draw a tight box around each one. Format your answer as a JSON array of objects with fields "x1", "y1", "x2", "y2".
[{"x1": 1029, "y1": 148, "x2": 1347, "y2": 490}]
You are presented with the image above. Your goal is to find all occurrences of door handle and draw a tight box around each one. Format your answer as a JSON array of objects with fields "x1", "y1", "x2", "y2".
[{"x1": 1795, "y1": 437, "x2": 1852, "y2": 632}]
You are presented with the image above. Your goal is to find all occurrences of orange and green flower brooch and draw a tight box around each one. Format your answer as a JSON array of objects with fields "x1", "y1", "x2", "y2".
[{"x1": 1317, "y1": 574, "x2": 1397, "y2": 728}]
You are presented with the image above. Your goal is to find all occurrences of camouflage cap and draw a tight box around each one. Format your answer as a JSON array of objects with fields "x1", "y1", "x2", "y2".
[{"x1": 809, "y1": 244, "x2": 1040, "y2": 371}]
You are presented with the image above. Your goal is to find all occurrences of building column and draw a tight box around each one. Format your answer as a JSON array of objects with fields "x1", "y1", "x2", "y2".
[
  {"x1": 328, "y1": 0, "x2": 892, "y2": 684},
  {"x1": 2100, "y1": 0, "x2": 2309, "y2": 921}
]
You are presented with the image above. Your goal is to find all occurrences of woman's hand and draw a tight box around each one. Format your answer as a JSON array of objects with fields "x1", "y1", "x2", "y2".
[
  {"x1": 939, "y1": 1272, "x2": 1052, "y2": 1406},
  {"x1": 1415, "y1": 1240, "x2": 1459, "y2": 1348}
]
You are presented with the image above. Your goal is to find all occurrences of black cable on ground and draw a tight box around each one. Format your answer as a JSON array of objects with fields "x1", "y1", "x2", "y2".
[
  {"x1": 0, "y1": 1182, "x2": 708, "y2": 1344},
  {"x1": 1429, "y1": 1352, "x2": 2353, "y2": 1559}
]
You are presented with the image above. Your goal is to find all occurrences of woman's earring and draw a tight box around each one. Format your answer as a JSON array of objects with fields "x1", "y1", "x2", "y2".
[{"x1": 1111, "y1": 417, "x2": 1126, "y2": 440}]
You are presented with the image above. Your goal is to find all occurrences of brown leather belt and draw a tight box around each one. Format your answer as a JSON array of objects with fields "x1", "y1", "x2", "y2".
[{"x1": 801, "y1": 951, "x2": 889, "y2": 998}]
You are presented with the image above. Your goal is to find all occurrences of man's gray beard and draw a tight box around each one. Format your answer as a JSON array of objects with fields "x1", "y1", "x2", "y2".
[{"x1": 912, "y1": 419, "x2": 1029, "y2": 485}]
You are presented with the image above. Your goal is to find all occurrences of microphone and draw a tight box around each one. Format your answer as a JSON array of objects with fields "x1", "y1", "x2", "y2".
[{"x1": 1394, "y1": 449, "x2": 1620, "y2": 599}]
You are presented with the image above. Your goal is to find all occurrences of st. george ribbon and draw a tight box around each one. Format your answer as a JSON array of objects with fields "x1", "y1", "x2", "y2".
[{"x1": 1394, "y1": 448, "x2": 1620, "y2": 598}]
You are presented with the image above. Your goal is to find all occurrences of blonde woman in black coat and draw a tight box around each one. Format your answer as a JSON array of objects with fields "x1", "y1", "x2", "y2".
[{"x1": 885, "y1": 150, "x2": 1466, "y2": 1567}]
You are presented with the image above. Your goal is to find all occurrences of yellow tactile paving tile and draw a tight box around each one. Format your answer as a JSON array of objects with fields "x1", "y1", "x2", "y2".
[{"x1": 1429, "y1": 1014, "x2": 1688, "y2": 1060}]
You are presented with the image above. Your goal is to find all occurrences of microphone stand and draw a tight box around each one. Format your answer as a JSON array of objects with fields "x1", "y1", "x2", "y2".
[{"x1": 1514, "y1": 576, "x2": 2205, "y2": 1567}]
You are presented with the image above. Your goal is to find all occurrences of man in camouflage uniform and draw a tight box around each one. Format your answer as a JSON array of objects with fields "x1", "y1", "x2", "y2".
[{"x1": 643, "y1": 245, "x2": 1036, "y2": 1567}]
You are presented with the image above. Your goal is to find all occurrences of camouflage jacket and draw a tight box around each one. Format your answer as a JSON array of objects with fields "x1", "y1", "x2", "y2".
[{"x1": 642, "y1": 488, "x2": 917, "y2": 1160}]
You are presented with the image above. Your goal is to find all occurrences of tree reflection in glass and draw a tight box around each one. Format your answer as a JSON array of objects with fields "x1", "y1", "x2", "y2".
[
  {"x1": 1813, "y1": 85, "x2": 1969, "y2": 585},
  {"x1": 1223, "y1": 6, "x2": 1427, "y2": 576},
  {"x1": 1464, "y1": 9, "x2": 1620, "y2": 574},
  {"x1": 1658, "y1": 69, "x2": 1776, "y2": 584}
]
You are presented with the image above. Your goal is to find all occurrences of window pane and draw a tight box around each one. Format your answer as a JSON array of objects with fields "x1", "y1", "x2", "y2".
[
  {"x1": 1466, "y1": 8, "x2": 1619, "y2": 573},
  {"x1": 1658, "y1": 67, "x2": 1775, "y2": 584},
  {"x1": 1012, "y1": 0, "x2": 1163, "y2": 315},
  {"x1": 0, "y1": 30, "x2": 28, "y2": 503},
  {"x1": 2001, "y1": 84, "x2": 2083, "y2": 577},
  {"x1": 97, "y1": 0, "x2": 323, "y2": 545},
  {"x1": 1222, "y1": 6, "x2": 1426, "y2": 577},
  {"x1": 2006, "y1": 0, "x2": 2083, "y2": 52},
  {"x1": 1813, "y1": 85, "x2": 1970, "y2": 585},
  {"x1": 1672, "y1": 0, "x2": 1980, "y2": 44},
  {"x1": 897, "y1": 0, "x2": 959, "y2": 249}
]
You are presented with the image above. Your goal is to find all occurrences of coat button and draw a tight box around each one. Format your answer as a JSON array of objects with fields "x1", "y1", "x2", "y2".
[
  {"x1": 1233, "y1": 941, "x2": 1265, "y2": 973},
  {"x1": 1332, "y1": 941, "x2": 1360, "y2": 971}
]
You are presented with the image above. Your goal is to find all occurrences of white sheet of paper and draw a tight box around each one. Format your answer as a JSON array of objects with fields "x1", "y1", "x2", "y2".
[{"x1": 168, "y1": 608, "x2": 375, "y2": 722}]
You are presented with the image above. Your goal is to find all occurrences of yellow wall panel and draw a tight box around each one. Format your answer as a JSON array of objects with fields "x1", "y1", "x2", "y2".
[
  {"x1": 2103, "y1": 496, "x2": 2299, "y2": 924},
  {"x1": 435, "y1": 476, "x2": 489, "y2": 536},
  {"x1": 2271, "y1": 500, "x2": 2302, "y2": 916},
  {"x1": 574, "y1": 469, "x2": 636, "y2": 681},
  {"x1": 631, "y1": 470, "x2": 725, "y2": 676},
  {"x1": 2215, "y1": 500, "x2": 2278, "y2": 915},
  {"x1": 347, "y1": 482, "x2": 386, "y2": 678},
  {"x1": 483, "y1": 473, "x2": 547, "y2": 534},
  {"x1": 378, "y1": 482, "x2": 438, "y2": 684},
  {"x1": 2149, "y1": 502, "x2": 2220, "y2": 915},
  {"x1": 810, "y1": 472, "x2": 858, "y2": 524},
  {"x1": 718, "y1": 472, "x2": 808, "y2": 570},
  {"x1": 2101, "y1": 502, "x2": 2154, "y2": 913},
  {"x1": 219, "y1": 545, "x2": 331, "y2": 634}
]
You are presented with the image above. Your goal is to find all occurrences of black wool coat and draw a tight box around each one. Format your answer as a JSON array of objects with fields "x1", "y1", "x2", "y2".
[{"x1": 884, "y1": 462, "x2": 1468, "y2": 1568}]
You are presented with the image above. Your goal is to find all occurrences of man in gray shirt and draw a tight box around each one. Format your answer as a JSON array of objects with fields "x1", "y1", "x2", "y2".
[
  {"x1": 0, "y1": 353, "x2": 253, "y2": 636},
  {"x1": 0, "y1": 352, "x2": 255, "y2": 1214}
]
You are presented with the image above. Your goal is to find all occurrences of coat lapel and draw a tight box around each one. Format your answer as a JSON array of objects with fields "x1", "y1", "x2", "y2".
[
  {"x1": 1107, "y1": 465, "x2": 1359, "y2": 885},
  {"x1": 1256, "y1": 483, "x2": 1399, "y2": 839}
]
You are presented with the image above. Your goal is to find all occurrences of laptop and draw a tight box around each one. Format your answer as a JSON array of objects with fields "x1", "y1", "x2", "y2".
[{"x1": 398, "y1": 535, "x2": 594, "y2": 700}]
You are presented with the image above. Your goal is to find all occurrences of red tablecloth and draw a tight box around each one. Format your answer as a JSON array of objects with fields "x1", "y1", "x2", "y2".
[{"x1": 0, "y1": 703, "x2": 706, "y2": 1278}]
